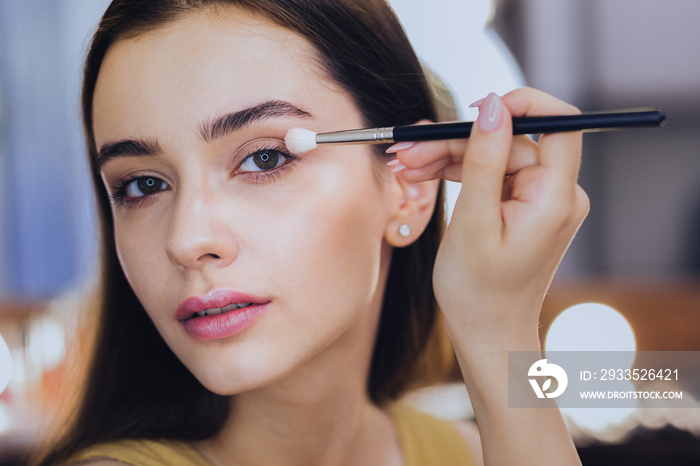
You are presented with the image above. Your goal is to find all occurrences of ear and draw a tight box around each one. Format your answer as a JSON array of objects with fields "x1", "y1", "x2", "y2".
[{"x1": 385, "y1": 176, "x2": 440, "y2": 247}]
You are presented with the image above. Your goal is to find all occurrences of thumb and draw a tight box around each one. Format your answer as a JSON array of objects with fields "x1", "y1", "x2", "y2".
[{"x1": 454, "y1": 93, "x2": 513, "y2": 235}]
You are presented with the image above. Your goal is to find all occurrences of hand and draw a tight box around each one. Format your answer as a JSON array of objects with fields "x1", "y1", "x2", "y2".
[{"x1": 390, "y1": 88, "x2": 590, "y2": 349}]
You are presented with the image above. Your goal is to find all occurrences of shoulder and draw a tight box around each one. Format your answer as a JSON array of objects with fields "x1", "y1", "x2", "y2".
[{"x1": 451, "y1": 419, "x2": 484, "y2": 466}]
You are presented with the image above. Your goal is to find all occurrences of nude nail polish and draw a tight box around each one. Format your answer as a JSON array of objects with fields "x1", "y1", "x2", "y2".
[
  {"x1": 392, "y1": 163, "x2": 407, "y2": 173},
  {"x1": 469, "y1": 97, "x2": 486, "y2": 108},
  {"x1": 477, "y1": 92, "x2": 501, "y2": 132},
  {"x1": 386, "y1": 142, "x2": 416, "y2": 153}
]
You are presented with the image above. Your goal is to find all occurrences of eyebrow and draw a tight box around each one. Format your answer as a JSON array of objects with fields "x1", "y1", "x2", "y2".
[
  {"x1": 200, "y1": 100, "x2": 313, "y2": 143},
  {"x1": 97, "y1": 139, "x2": 162, "y2": 167},
  {"x1": 96, "y1": 100, "x2": 313, "y2": 167}
]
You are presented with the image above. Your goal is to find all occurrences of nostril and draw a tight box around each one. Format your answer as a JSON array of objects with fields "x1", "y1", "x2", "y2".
[
  {"x1": 193, "y1": 252, "x2": 222, "y2": 263},
  {"x1": 165, "y1": 218, "x2": 237, "y2": 268}
]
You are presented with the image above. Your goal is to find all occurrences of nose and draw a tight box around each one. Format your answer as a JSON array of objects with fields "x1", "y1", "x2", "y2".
[{"x1": 165, "y1": 185, "x2": 238, "y2": 271}]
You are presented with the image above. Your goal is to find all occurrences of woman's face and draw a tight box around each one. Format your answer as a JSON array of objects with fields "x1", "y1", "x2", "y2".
[{"x1": 93, "y1": 9, "x2": 403, "y2": 394}]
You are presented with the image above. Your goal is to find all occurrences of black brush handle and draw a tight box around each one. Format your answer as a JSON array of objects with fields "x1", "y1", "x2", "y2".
[{"x1": 392, "y1": 109, "x2": 666, "y2": 142}]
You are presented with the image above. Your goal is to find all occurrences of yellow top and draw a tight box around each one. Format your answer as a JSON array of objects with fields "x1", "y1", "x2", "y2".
[
  {"x1": 71, "y1": 403, "x2": 476, "y2": 465},
  {"x1": 386, "y1": 403, "x2": 476, "y2": 466}
]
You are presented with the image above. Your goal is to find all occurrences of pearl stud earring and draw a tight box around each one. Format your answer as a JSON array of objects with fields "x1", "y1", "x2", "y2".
[{"x1": 399, "y1": 224, "x2": 411, "y2": 237}]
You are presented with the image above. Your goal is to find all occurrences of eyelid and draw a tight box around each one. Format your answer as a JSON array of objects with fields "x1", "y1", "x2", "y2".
[
  {"x1": 231, "y1": 136, "x2": 297, "y2": 175},
  {"x1": 106, "y1": 170, "x2": 172, "y2": 208},
  {"x1": 108, "y1": 169, "x2": 171, "y2": 192},
  {"x1": 233, "y1": 137, "x2": 287, "y2": 159},
  {"x1": 231, "y1": 136, "x2": 301, "y2": 186}
]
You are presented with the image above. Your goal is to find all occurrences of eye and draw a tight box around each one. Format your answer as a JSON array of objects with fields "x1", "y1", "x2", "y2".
[
  {"x1": 110, "y1": 175, "x2": 169, "y2": 206},
  {"x1": 125, "y1": 176, "x2": 168, "y2": 197},
  {"x1": 232, "y1": 138, "x2": 300, "y2": 185},
  {"x1": 239, "y1": 147, "x2": 289, "y2": 172}
]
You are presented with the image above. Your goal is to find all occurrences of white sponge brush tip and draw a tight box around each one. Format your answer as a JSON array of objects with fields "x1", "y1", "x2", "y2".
[{"x1": 285, "y1": 127, "x2": 318, "y2": 154}]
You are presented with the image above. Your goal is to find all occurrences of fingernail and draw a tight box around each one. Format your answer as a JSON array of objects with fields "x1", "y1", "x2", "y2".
[
  {"x1": 469, "y1": 97, "x2": 486, "y2": 108},
  {"x1": 386, "y1": 159, "x2": 400, "y2": 167},
  {"x1": 386, "y1": 142, "x2": 416, "y2": 153},
  {"x1": 392, "y1": 163, "x2": 407, "y2": 173},
  {"x1": 477, "y1": 92, "x2": 501, "y2": 132}
]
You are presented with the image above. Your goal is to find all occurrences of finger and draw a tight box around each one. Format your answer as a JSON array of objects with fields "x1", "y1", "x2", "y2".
[
  {"x1": 538, "y1": 131, "x2": 583, "y2": 186},
  {"x1": 390, "y1": 135, "x2": 537, "y2": 181},
  {"x1": 396, "y1": 157, "x2": 462, "y2": 183},
  {"x1": 501, "y1": 87, "x2": 580, "y2": 118},
  {"x1": 505, "y1": 135, "x2": 539, "y2": 174},
  {"x1": 389, "y1": 138, "x2": 468, "y2": 169},
  {"x1": 502, "y1": 88, "x2": 583, "y2": 183},
  {"x1": 455, "y1": 92, "x2": 513, "y2": 231}
]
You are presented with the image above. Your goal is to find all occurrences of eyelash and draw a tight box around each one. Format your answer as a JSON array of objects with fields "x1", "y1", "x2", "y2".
[
  {"x1": 109, "y1": 174, "x2": 166, "y2": 208},
  {"x1": 235, "y1": 145, "x2": 299, "y2": 184},
  {"x1": 109, "y1": 145, "x2": 299, "y2": 208}
]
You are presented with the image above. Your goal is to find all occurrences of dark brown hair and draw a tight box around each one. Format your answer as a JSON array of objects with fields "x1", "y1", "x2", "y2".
[{"x1": 33, "y1": 1, "x2": 451, "y2": 464}]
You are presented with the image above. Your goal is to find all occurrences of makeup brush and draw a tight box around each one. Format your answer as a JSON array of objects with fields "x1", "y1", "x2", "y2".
[{"x1": 284, "y1": 108, "x2": 666, "y2": 155}]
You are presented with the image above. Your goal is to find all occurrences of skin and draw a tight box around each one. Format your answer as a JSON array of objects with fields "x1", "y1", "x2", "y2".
[
  {"x1": 91, "y1": 6, "x2": 588, "y2": 466},
  {"x1": 93, "y1": 8, "x2": 437, "y2": 466},
  {"x1": 395, "y1": 89, "x2": 589, "y2": 464}
]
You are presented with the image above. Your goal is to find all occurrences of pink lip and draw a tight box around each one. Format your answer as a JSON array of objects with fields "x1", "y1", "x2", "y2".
[
  {"x1": 176, "y1": 289, "x2": 269, "y2": 341},
  {"x1": 176, "y1": 289, "x2": 267, "y2": 321}
]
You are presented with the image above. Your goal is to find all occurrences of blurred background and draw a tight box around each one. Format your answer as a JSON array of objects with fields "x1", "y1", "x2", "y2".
[{"x1": 0, "y1": 0, "x2": 699, "y2": 464}]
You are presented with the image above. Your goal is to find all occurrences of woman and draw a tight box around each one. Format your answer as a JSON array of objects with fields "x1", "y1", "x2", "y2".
[{"x1": 33, "y1": 0, "x2": 588, "y2": 464}]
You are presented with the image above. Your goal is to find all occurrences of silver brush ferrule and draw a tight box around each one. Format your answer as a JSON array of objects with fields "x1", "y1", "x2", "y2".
[{"x1": 316, "y1": 126, "x2": 395, "y2": 145}]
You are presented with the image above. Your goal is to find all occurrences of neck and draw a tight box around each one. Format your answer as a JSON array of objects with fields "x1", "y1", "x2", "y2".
[
  {"x1": 194, "y1": 246, "x2": 402, "y2": 466},
  {"x1": 224, "y1": 389, "x2": 389, "y2": 466},
  {"x1": 195, "y1": 324, "x2": 400, "y2": 466}
]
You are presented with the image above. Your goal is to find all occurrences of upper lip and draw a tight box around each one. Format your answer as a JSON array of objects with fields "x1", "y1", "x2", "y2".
[{"x1": 176, "y1": 289, "x2": 268, "y2": 321}]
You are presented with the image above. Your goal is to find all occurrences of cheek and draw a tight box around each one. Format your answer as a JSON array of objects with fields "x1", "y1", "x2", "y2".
[
  {"x1": 244, "y1": 152, "x2": 390, "y2": 312},
  {"x1": 110, "y1": 149, "x2": 391, "y2": 338},
  {"x1": 107, "y1": 152, "x2": 392, "y2": 393},
  {"x1": 112, "y1": 210, "x2": 172, "y2": 316}
]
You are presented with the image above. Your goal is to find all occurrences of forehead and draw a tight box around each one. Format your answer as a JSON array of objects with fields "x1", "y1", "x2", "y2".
[{"x1": 92, "y1": 7, "x2": 336, "y2": 145}]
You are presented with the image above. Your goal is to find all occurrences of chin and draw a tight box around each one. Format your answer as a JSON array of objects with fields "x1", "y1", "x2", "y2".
[
  {"x1": 191, "y1": 367, "x2": 271, "y2": 396},
  {"x1": 182, "y1": 347, "x2": 301, "y2": 396}
]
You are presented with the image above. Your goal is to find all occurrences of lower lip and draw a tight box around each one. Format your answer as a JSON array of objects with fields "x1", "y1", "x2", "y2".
[{"x1": 182, "y1": 303, "x2": 267, "y2": 340}]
